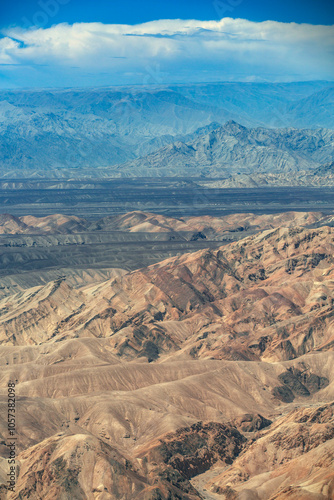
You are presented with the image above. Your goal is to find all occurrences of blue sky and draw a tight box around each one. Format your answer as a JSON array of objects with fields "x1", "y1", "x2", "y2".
[
  {"x1": 1, "y1": 0, "x2": 333, "y2": 28},
  {"x1": 0, "y1": 0, "x2": 333, "y2": 88}
]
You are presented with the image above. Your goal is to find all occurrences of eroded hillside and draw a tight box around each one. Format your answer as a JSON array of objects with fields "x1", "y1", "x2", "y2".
[{"x1": 0, "y1": 213, "x2": 333, "y2": 499}]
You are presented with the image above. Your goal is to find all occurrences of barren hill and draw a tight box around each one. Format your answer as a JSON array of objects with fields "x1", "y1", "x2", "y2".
[
  {"x1": 1, "y1": 224, "x2": 332, "y2": 362},
  {"x1": 0, "y1": 209, "x2": 331, "y2": 236},
  {"x1": 0, "y1": 216, "x2": 333, "y2": 499}
]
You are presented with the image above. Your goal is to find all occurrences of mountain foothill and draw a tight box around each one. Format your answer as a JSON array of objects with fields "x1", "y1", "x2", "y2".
[{"x1": 0, "y1": 209, "x2": 333, "y2": 499}]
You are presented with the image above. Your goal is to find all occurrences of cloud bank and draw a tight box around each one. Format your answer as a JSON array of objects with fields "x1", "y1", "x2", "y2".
[{"x1": 0, "y1": 18, "x2": 333, "y2": 87}]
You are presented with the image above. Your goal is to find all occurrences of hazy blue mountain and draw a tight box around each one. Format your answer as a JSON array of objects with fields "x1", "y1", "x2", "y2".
[
  {"x1": 172, "y1": 81, "x2": 334, "y2": 128},
  {"x1": 0, "y1": 81, "x2": 333, "y2": 174},
  {"x1": 285, "y1": 87, "x2": 334, "y2": 128},
  {"x1": 313, "y1": 160, "x2": 334, "y2": 175},
  {"x1": 0, "y1": 88, "x2": 232, "y2": 170},
  {"x1": 116, "y1": 121, "x2": 334, "y2": 177}
]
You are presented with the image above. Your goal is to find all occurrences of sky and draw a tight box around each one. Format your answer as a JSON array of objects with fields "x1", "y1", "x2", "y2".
[{"x1": 0, "y1": 0, "x2": 333, "y2": 88}]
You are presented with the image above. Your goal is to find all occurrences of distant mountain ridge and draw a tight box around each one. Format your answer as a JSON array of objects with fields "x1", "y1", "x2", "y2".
[
  {"x1": 117, "y1": 121, "x2": 334, "y2": 177},
  {"x1": 0, "y1": 81, "x2": 333, "y2": 175},
  {"x1": 0, "y1": 88, "x2": 231, "y2": 170}
]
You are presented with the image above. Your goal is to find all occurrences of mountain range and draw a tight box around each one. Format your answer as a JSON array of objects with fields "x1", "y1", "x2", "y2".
[
  {"x1": 0, "y1": 81, "x2": 333, "y2": 176},
  {"x1": 117, "y1": 121, "x2": 334, "y2": 177}
]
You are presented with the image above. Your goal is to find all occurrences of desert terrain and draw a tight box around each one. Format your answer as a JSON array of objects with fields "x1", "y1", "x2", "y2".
[
  {"x1": 1, "y1": 11, "x2": 333, "y2": 500},
  {"x1": 0, "y1": 209, "x2": 333, "y2": 499}
]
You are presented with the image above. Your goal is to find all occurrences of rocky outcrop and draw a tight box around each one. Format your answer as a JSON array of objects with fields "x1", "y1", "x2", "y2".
[
  {"x1": 272, "y1": 367, "x2": 329, "y2": 402},
  {"x1": 205, "y1": 402, "x2": 334, "y2": 500},
  {"x1": 233, "y1": 414, "x2": 272, "y2": 433},
  {"x1": 144, "y1": 422, "x2": 246, "y2": 480}
]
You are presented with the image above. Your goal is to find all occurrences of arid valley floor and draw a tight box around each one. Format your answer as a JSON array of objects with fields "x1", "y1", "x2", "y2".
[{"x1": 0, "y1": 209, "x2": 333, "y2": 499}]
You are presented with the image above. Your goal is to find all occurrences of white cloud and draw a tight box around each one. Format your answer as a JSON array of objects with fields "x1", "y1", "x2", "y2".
[{"x1": 0, "y1": 18, "x2": 333, "y2": 87}]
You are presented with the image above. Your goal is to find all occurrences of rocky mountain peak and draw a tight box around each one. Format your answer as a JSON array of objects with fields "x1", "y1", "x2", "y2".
[{"x1": 221, "y1": 120, "x2": 247, "y2": 134}]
